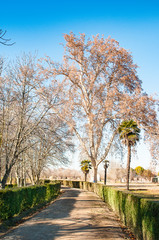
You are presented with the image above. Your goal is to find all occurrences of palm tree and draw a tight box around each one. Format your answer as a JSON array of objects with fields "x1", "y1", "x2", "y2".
[
  {"x1": 118, "y1": 120, "x2": 140, "y2": 190},
  {"x1": 81, "y1": 160, "x2": 92, "y2": 182}
]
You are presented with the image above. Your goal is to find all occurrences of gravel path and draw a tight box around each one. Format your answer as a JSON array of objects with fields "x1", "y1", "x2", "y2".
[{"x1": 0, "y1": 187, "x2": 131, "y2": 240}]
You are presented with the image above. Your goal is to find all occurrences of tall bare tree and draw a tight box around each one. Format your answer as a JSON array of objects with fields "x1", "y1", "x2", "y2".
[
  {"x1": 25, "y1": 115, "x2": 73, "y2": 185},
  {"x1": 0, "y1": 53, "x2": 74, "y2": 187},
  {"x1": 0, "y1": 54, "x2": 51, "y2": 188},
  {"x1": 39, "y1": 33, "x2": 157, "y2": 182},
  {"x1": 147, "y1": 117, "x2": 159, "y2": 169}
]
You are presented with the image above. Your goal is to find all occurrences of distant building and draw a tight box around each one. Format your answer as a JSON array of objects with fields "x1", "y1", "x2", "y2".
[{"x1": 151, "y1": 176, "x2": 159, "y2": 183}]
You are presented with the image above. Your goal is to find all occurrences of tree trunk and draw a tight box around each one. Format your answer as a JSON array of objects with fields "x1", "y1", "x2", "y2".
[
  {"x1": 23, "y1": 173, "x2": 26, "y2": 186},
  {"x1": 93, "y1": 166, "x2": 98, "y2": 183},
  {"x1": 23, "y1": 156, "x2": 26, "y2": 186},
  {"x1": 0, "y1": 157, "x2": 1, "y2": 182},
  {"x1": 126, "y1": 144, "x2": 131, "y2": 190},
  {"x1": 36, "y1": 173, "x2": 41, "y2": 185},
  {"x1": 16, "y1": 164, "x2": 21, "y2": 187},
  {"x1": 16, "y1": 176, "x2": 20, "y2": 187},
  {"x1": 84, "y1": 172, "x2": 87, "y2": 182},
  {"x1": 9, "y1": 172, "x2": 13, "y2": 184},
  {"x1": 1, "y1": 168, "x2": 11, "y2": 189}
]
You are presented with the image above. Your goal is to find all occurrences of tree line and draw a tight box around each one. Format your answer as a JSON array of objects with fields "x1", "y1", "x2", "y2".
[
  {"x1": 0, "y1": 32, "x2": 158, "y2": 188},
  {"x1": 0, "y1": 54, "x2": 73, "y2": 188}
]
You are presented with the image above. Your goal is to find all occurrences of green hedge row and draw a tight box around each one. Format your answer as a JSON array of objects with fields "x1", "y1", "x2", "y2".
[
  {"x1": 5, "y1": 184, "x2": 17, "y2": 189},
  {"x1": 0, "y1": 182, "x2": 61, "y2": 221},
  {"x1": 61, "y1": 180, "x2": 159, "y2": 240}
]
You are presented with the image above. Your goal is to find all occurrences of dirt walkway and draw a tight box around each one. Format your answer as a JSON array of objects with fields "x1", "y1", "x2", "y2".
[{"x1": 0, "y1": 187, "x2": 132, "y2": 240}]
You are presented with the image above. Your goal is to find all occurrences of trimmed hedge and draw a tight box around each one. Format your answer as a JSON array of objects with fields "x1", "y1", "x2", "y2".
[
  {"x1": 5, "y1": 184, "x2": 17, "y2": 189},
  {"x1": 61, "y1": 180, "x2": 159, "y2": 240},
  {"x1": 0, "y1": 183, "x2": 61, "y2": 221}
]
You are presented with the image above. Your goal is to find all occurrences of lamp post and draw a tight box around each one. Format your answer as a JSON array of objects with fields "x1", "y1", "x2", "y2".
[{"x1": 104, "y1": 160, "x2": 109, "y2": 185}]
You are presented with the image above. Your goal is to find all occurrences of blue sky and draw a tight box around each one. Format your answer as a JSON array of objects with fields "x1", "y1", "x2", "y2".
[
  {"x1": 1, "y1": 0, "x2": 159, "y2": 94},
  {"x1": 1, "y1": 0, "x2": 159, "y2": 169}
]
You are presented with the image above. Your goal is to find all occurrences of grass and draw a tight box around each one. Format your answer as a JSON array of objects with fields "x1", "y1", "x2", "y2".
[{"x1": 123, "y1": 189, "x2": 159, "y2": 202}]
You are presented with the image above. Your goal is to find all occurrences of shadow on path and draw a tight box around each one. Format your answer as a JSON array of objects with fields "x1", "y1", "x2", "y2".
[{"x1": 0, "y1": 187, "x2": 131, "y2": 240}]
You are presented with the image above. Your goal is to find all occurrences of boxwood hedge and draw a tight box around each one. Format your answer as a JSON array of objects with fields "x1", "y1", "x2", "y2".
[
  {"x1": 0, "y1": 182, "x2": 61, "y2": 221},
  {"x1": 60, "y1": 180, "x2": 159, "y2": 240}
]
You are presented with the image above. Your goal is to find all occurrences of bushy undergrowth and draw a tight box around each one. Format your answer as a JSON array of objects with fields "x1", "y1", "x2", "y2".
[
  {"x1": 61, "y1": 180, "x2": 159, "y2": 240},
  {"x1": 5, "y1": 184, "x2": 17, "y2": 189},
  {"x1": 0, "y1": 183, "x2": 61, "y2": 221}
]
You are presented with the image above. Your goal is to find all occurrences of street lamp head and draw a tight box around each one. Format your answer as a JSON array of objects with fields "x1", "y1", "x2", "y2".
[
  {"x1": 104, "y1": 160, "x2": 109, "y2": 169},
  {"x1": 104, "y1": 160, "x2": 109, "y2": 185}
]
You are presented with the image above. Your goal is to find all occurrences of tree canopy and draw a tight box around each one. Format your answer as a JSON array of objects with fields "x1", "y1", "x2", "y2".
[
  {"x1": 81, "y1": 160, "x2": 92, "y2": 181},
  {"x1": 118, "y1": 120, "x2": 140, "y2": 146},
  {"x1": 135, "y1": 166, "x2": 145, "y2": 176},
  {"x1": 39, "y1": 32, "x2": 158, "y2": 182}
]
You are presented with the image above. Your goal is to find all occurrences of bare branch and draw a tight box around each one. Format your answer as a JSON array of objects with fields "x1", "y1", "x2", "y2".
[{"x1": 0, "y1": 29, "x2": 15, "y2": 46}]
